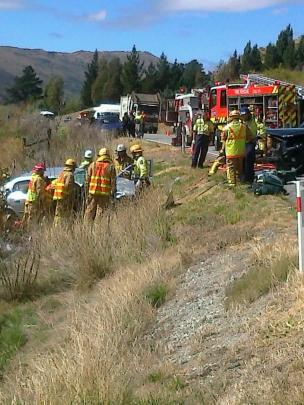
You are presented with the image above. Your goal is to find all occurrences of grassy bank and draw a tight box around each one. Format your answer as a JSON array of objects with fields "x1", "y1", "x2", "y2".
[{"x1": 0, "y1": 112, "x2": 299, "y2": 403}]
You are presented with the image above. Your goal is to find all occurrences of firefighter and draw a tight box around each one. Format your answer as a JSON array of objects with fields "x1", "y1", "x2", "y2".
[
  {"x1": 53, "y1": 159, "x2": 77, "y2": 226},
  {"x1": 222, "y1": 110, "x2": 253, "y2": 187},
  {"x1": 240, "y1": 107, "x2": 258, "y2": 183},
  {"x1": 114, "y1": 144, "x2": 133, "y2": 179},
  {"x1": 22, "y1": 162, "x2": 47, "y2": 226},
  {"x1": 79, "y1": 149, "x2": 93, "y2": 171},
  {"x1": 135, "y1": 111, "x2": 145, "y2": 138},
  {"x1": 256, "y1": 113, "x2": 267, "y2": 157},
  {"x1": 130, "y1": 144, "x2": 150, "y2": 190},
  {"x1": 84, "y1": 148, "x2": 116, "y2": 223},
  {"x1": 191, "y1": 110, "x2": 215, "y2": 168}
]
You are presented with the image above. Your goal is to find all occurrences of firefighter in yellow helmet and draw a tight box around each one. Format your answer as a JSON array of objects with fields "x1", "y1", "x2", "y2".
[
  {"x1": 221, "y1": 110, "x2": 254, "y2": 187},
  {"x1": 130, "y1": 144, "x2": 150, "y2": 190},
  {"x1": 22, "y1": 162, "x2": 47, "y2": 227},
  {"x1": 256, "y1": 113, "x2": 267, "y2": 157},
  {"x1": 84, "y1": 148, "x2": 116, "y2": 223},
  {"x1": 53, "y1": 158, "x2": 77, "y2": 226}
]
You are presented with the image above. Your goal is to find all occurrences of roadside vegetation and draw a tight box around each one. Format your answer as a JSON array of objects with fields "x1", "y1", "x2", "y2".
[{"x1": 0, "y1": 109, "x2": 300, "y2": 403}]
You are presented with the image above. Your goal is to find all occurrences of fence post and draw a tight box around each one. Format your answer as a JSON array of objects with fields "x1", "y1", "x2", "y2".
[{"x1": 295, "y1": 180, "x2": 304, "y2": 273}]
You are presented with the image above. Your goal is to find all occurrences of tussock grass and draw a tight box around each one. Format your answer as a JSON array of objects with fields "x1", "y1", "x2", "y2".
[
  {"x1": 225, "y1": 239, "x2": 297, "y2": 308},
  {"x1": 144, "y1": 281, "x2": 168, "y2": 308},
  {"x1": 33, "y1": 191, "x2": 175, "y2": 289}
]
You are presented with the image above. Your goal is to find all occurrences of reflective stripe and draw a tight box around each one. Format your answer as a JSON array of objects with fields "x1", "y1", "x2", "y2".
[
  {"x1": 89, "y1": 161, "x2": 112, "y2": 196},
  {"x1": 26, "y1": 173, "x2": 40, "y2": 202},
  {"x1": 53, "y1": 173, "x2": 67, "y2": 200},
  {"x1": 225, "y1": 122, "x2": 246, "y2": 158}
]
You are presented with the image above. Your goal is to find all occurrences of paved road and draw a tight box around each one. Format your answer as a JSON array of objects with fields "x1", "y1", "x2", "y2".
[{"x1": 144, "y1": 133, "x2": 218, "y2": 159}]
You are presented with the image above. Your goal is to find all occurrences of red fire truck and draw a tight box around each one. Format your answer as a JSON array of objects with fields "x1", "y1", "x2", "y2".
[{"x1": 209, "y1": 74, "x2": 304, "y2": 129}]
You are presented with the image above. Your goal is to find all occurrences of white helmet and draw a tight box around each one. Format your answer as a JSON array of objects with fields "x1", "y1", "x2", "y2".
[
  {"x1": 116, "y1": 144, "x2": 126, "y2": 153},
  {"x1": 84, "y1": 149, "x2": 93, "y2": 159}
]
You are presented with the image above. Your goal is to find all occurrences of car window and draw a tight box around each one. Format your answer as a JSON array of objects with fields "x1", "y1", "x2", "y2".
[{"x1": 13, "y1": 180, "x2": 29, "y2": 193}]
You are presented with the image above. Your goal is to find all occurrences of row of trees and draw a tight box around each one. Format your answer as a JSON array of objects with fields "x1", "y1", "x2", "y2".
[
  {"x1": 81, "y1": 46, "x2": 211, "y2": 107},
  {"x1": 5, "y1": 46, "x2": 211, "y2": 111},
  {"x1": 215, "y1": 24, "x2": 304, "y2": 82}
]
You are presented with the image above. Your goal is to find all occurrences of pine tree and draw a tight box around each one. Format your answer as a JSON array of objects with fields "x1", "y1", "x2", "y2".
[
  {"x1": 44, "y1": 76, "x2": 64, "y2": 113},
  {"x1": 156, "y1": 52, "x2": 171, "y2": 92},
  {"x1": 250, "y1": 44, "x2": 262, "y2": 71},
  {"x1": 5, "y1": 65, "x2": 43, "y2": 103},
  {"x1": 181, "y1": 60, "x2": 207, "y2": 90},
  {"x1": 81, "y1": 49, "x2": 99, "y2": 108},
  {"x1": 168, "y1": 60, "x2": 184, "y2": 92},
  {"x1": 91, "y1": 59, "x2": 109, "y2": 104},
  {"x1": 264, "y1": 43, "x2": 280, "y2": 69},
  {"x1": 296, "y1": 36, "x2": 304, "y2": 67},
  {"x1": 102, "y1": 58, "x2": 123, "y2": 102},
  {"x1": 276, "y1": 24, "x2": 293, "y2": 63},
  {"x1": 121, "y1": 45, "x2": 143, "y2": 94},
  {"x1": 141, "y1": 63, "x2": 158, "y2": 93},
  {"x1": 241, "y1": 41, "x2": 252, "y2": 72},
  {"x1": 229, "y1": 50, "x2": 241, "y2": 79}
]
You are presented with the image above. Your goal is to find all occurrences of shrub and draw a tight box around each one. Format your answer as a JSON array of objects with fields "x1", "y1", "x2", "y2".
[{"x1": 145, "y1": 281, "x2": 168, "y2": 308}]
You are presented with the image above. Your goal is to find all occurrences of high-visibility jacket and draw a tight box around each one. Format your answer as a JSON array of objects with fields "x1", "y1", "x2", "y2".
[
  {"x1": 193, "y1": 118, "x2": 214, "y2": 135},
  {"x1": 257, "y1": 121, "x2": 267, "y2": 138},
  {"x1": 114, "y1": 155, "x2": 133, "y2": 177},
  {"x1": 224, "y1": 121, "x2": 247, "y2": 159},
  {"x1": 134, "y1": 156, "x2": 148, "y2": 179},
  {"x1": 53, "y1": 169, "x2": 74, "y2": 201},
  {"x1": 246, "y1": 117, "x2": 258, "y2": 140},
  {"x1": 26, "y1": 173, "x2": 46, "y2": 203},
  {"x1": 87, "y1": 158, "x2": 115, "y2": 197}
]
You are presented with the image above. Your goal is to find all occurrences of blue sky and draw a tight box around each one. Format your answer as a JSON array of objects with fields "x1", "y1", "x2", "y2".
[{"x1": 1, "y1": 0, "x2": 304, "y2": 69}]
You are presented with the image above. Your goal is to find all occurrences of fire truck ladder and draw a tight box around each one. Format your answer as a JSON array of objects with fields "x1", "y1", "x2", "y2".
[{"x1": 240, "y1": 73, "x2": 304, "y2": 99}]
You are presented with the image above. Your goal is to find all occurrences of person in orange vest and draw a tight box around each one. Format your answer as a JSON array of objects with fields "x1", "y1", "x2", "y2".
[
  {"x1": 221, "y1": 110, "x2": 253, "y2": 187},
  {"x1": 53, "y1": 158, "x2": 76, "y2": 226},
  {"x1": 84, "y1": 148, "x2": 116, "y2": 223},
  {"x1": 22, "y1": 162, "x2": 47, "y2": 226}
]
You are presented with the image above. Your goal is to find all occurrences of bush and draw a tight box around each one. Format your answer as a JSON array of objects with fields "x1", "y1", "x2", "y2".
[{"x1": 145, "y1": 282, "x2": 168, "y2": 308}]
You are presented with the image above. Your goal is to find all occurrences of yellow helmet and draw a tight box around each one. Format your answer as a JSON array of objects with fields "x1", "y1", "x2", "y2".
[
  {"x1": 229, "y1": 110, "x2": 240, "y2": 119},
  {"x1": 98, "y1": 147, "x2": 110, "y2": 157},
  {"x1": 130, "y1": 144, "x2": 143, "y2": 154},
  {"x1": 65, "y1": 158, "x2": 76, "y2": 167}
]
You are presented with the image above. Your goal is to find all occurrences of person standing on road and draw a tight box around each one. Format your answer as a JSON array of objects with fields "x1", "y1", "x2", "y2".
[
  {"x1": 122, "y1": 113, "x2": 130, "y2": 137},
  {"x1": 128, "y1": 112, "x2": 136, "y2": 138},
  {"x1": 23, "y1": 162, "x2": 47, "y2": 226},
  {"x1": 221, "y1": 110, "x2": 253, "y2": 187},
  {"x1": 240, "y1": 107, "x2": 258, "y2": 183},
  {"x1": 191, "y1": 110, "x2": 215, "y2": 168},
  {"x1": 53, "y1": 159, "x2": 76, "y2": 226},
  {"x1": 85, "y1": 148, "x2": 116, "y2": 223}
]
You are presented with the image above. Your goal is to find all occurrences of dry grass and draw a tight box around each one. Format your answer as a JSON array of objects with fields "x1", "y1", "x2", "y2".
[{"x1": 225, "y1": 238, "x2": 298, "y2": 308}]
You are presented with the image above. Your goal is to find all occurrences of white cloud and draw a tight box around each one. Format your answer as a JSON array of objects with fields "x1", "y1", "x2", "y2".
[
  {"x1": 0, "y1": 0, "x2": 24, "y2": 9},
  {"x1": 85, "y1": 9, "x2": 107, "y2": 22},
  {"x1": 162, "y1": 0, "x2": 302, "y2": 12}
]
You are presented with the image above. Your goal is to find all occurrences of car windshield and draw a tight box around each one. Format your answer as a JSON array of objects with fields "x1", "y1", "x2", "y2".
[{"x1": 98, "y1": 113, "x2": 120, "y2": 123}]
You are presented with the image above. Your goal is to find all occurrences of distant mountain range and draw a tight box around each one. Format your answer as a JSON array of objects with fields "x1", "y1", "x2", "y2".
[{"x1": 0, "y1": 46, "x2": 160, "y2": 100}]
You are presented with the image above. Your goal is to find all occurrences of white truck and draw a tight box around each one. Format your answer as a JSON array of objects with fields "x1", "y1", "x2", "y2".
[{"x1": 120, "y1": 93, "x2": 160, "y2": 134}]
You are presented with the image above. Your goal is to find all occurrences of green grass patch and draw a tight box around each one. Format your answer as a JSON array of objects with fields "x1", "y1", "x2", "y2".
[
  {"x1": 0, "y1": 306, "x2": 35, "y2": 375},
  {"x1": 144, "y1": 282, "x2": 168, "y2": 308},
  {"x1": 225, "y1": 255, "x2": 297, "y2": 308}
]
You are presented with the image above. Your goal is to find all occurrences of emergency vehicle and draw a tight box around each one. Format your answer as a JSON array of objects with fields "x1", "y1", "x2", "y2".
[{"x1": 209, "y1": 74, "x2": 304, "y2": 129}]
